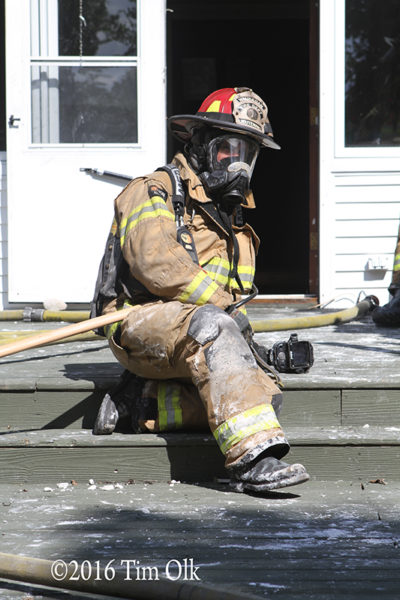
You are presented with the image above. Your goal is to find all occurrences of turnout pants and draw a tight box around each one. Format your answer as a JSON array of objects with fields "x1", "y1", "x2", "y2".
[{"x1": 108, "y1": 300, "x2": 289, "y2": 469}]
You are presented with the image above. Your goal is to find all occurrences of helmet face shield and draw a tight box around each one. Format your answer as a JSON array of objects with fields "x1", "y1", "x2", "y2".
[{"x1": 207, "y1": 135, "x2": 260, "y2": 179}]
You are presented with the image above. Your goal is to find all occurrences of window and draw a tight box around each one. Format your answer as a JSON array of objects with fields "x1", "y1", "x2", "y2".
[
  {"x1": 345, "y1": 0, "x2": 400, "y2": 147},
  {"x1": 30, "y1": 0, "x2": 138, "y2": 145}
]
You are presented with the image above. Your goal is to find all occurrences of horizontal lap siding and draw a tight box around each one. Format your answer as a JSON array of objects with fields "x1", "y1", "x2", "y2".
[
  {"x1": 332, "y1": 174, "x2": 400, "y2": 304},
  {"x1": 0, "y1": 152, "x2": 7, "y2": 309}
]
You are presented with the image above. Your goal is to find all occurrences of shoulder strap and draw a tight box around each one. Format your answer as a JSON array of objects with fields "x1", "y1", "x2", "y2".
[
  {"x1": 157, "y1": 164, "x2": 199, "y2": 265},
  {"x1": 157, "y1": 164, "x2": 185, "y2": 221}
]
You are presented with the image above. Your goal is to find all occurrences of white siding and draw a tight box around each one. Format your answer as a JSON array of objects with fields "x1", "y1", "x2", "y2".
[
  {"x1": 0, "y1": 152, "x2": 7, "y2": 310},
  {"x1": 332, "y1": 173, "x2": 400, "y2": 304}
]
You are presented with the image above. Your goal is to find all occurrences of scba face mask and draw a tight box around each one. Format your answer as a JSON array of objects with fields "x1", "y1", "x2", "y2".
[{"x1": 200, "y1": 135, "x2": 260, "y2": 207}]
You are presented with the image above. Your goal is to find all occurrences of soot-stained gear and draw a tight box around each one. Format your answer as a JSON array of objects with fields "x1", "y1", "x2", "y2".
[
  {"x1": 372, "y1": 287, "x2": 400, "y2": 326},
  {"x1": 229, "y1": 454, "x2": 310, "y2": 493}
]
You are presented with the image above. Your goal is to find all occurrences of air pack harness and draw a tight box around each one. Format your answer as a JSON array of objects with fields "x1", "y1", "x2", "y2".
[{"x1": 90, "y1": 164, "x2": 313, "y2": 376}]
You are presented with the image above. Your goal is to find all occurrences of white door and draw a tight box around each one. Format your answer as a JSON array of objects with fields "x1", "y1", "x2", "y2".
[{"x1": 6, "y1": 0, "x2": 166, "y2": 304}]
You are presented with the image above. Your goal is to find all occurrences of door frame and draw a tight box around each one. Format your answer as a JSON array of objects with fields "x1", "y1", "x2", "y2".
[{"x1": 309, "y1": 0, "x2": 319, "y2": 297}]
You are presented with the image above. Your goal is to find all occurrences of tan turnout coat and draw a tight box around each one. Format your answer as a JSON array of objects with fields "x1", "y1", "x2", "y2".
[{"x1": 104, "y1": 153, "x2": 288, "y2": 468}]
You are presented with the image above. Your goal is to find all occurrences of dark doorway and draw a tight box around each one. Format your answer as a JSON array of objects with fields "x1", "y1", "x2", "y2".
[{"x1": 167, "y1": 0, "x2": 317, "y2": 296}]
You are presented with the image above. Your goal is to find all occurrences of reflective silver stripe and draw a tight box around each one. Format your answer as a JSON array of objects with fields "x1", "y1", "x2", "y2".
[
  {"x1": 213, "y1": 403, "x2": 281, "y2": 454},
  {"x1": 203, "y1": 262, "x2": 230, "y2": 277},
  {"x1": 158, "y1": 382, "x2": 182, "y2": 430},
  {"x1": 203, "y1": 265, "x2": 229, "y2": 285},
  {"x1": 120, "y1": 197, "x2": 174, "y2": 246},
  {"x1": 237, "y1": 270, "x2": 255, "y2": 283},
  {"x1": 179, "y1": 270, "x2": 220, "y2": 305}
]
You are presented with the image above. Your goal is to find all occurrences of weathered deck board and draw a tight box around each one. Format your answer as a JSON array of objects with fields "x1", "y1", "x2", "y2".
[
  {"x1": 0, "y1": 305, "x2": 400, "y2": 598},
  {"x1": 0, "y1": 428, "x2": 398, "y2": 484},
  {"x1": 0, "y1": 480, "x2": 399, "y2": 599},
  {"x1": 0, "y1": 307, "x2": 400, "y2": 391}
]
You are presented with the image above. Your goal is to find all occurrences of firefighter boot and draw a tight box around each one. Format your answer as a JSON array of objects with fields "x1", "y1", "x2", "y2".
[
  {"x1": 93, "y1": 392, "x2": 119, "y2": 435},
  {"x1": 229, "y1": 454, "x2": 310, "y2": 493},
  {"x1": 93, "y1": 370, "x2": 144, "y2": 435},
  {"x1": 372, "y1": 287, "x2": 400, "y2": 326}
]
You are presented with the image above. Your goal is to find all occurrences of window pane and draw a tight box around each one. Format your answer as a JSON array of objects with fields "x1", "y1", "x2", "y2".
[
  {"x1": 346, "y1": 0, "x2": 400, "y2": 147},
  {"x1": 31, "y1": 66, "x2": 138, "y2": 143},
  {"x1": 58, "y1": 0, "x2": 137, "y2": 56}
]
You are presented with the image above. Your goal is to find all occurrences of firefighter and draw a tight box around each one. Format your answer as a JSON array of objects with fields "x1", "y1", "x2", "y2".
[
  {"x1": 373, "y1": 224, "x2": 400, "y2": 325},
  {"x1": 93, "y1": 87, "x2": 309, "y2": 493}
]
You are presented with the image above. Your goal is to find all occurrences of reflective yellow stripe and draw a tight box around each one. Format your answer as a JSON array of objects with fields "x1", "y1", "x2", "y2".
[
  {"x1": 238, "y1": 265, "x2": 255, "y2": 281},
  {"x1": 105, "y1": 321, "x2": 120, "y2": 340},
  {"x1": 202, "y1": 258, "x2": 255, "y2": 291},
  {"x1": 158, "y1": 382, "x2": 183, "y2": 431},
  {"x1": 228, "y1": 264, "x2": 255, "y2": 291},
  {"x1": 120, "y1": 196, "x2": 174, "y2": 247},
  {"x1": 202, "y1": 257, "x2": 230, "y2": 286},
  {"x1": 213, "y1": 404, "x2": 281, "y2": 455},
  {"x1": 206, "y1": 100, "x2": 221, "y2": 113},
  {"x1": 105, "y1": 301, "x2": 134, "y2": 340},
  {"x1": 394, "y1": 253, "x2": 400, "y2": 271},
  {"x1": 178, "y1": 270, "x2": 220, "y2": 305}
]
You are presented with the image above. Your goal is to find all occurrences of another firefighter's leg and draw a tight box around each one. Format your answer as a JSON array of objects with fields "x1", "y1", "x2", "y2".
[
  {"x1": 185, "y1": 305, "x2": 309, "y2": 491},
  {"x1": 373, "y1": 225, "x2": 400, "y2": 325}
]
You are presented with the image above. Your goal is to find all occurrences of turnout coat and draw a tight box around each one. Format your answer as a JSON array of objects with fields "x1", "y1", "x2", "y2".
[{"x1": 102, "y1": 152, "x2": 288, "y2": 469}]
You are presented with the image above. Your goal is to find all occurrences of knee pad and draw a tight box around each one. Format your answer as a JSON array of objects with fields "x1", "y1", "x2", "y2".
[
  {"x1": 187, "y1": 305, "x2": 240, "y2": 346},
  {"x1": 188, "y1": 305, "x2": 256, "y2": 372}
]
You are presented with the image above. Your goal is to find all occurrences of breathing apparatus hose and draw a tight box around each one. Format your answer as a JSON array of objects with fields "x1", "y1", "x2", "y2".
[{"x1": 0, "y1": 551, "x2": 259, "y2": 600}]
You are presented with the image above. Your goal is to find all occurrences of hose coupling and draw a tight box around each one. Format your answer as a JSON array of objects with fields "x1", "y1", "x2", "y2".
[
  {"x1": 22, "y1": 307, "x2": 45, "y2": 322},
  {"x1": 363, "y1": 295, "x2": 380, "y2": 311}
]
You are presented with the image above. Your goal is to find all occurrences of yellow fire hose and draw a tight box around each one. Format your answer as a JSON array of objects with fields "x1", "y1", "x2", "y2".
[
  {"x1": 0, "y1": 551, "x2": 258, "y2": 600},
  {"x1": 0, "y1": 309, "x2": 90, "y2": 322},
  {"x1": 0, "y1": 308, "x2": 132, "y2": 359},
  {"x1": 0, "y1": 297, "x2": 378, "y2": 359},
  {"x1": 250, "y1": 296, "x2": 378, "y2": 332},
  {"x1": 0, "y1": 330, "x2": 100, "y2": 345}
]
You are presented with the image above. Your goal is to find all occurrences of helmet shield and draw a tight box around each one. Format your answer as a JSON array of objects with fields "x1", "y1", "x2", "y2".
[{"x1": 207, "y1": 135, "x2": 259, "y2": 179}]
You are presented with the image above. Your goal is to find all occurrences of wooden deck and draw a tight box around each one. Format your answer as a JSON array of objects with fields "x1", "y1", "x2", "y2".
[
  {"x1": 0, "y1": 303, "x2": 399, "y2": 598},
  {"x1": 0, "y1": 479, "x2": 399, "y2": 600}
]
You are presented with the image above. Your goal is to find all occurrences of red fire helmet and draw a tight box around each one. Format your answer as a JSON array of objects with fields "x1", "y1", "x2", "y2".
[{"x1": 168, "y1": 87, "x2": 280, "y2": 150}]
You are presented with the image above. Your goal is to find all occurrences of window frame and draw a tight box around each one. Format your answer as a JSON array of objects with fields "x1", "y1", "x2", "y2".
[{"x1": 334, "y1": 0, "x2": 400, "y2": 159}]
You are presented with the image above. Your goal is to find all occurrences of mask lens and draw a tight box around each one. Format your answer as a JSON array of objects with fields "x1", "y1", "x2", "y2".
[{"x1": 211, "y1": 136, "x2": 259, "y2": 176}]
